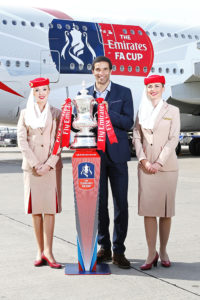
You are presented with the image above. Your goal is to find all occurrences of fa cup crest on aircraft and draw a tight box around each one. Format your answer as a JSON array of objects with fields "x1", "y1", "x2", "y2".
[{"x1": 61, "y1": 23, "x2": 96, "y2": 66}]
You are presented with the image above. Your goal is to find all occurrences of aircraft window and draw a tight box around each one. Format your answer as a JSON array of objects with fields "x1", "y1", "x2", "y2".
[
  {"x1": 49, "y1": 23, "x2": 53, "y2": 29},
  {"x1": 158, "y1": 67, "x2": 162, "y2": 73},
  {"x1": 25, "y1": 61, "x2": 30, "y2": 68},
  {"x1": 138, "y1": 30, "x2": 143, "y2": 36},
  {"x1": 79, "y1": 64, "x2": 84, "y2": 70},
  {"x1": 123, "y1": 29, "x2": 127, "y2": 34},
  {"x1": 65, "y1": 24, "x2": 71, "y2": 30},
  {"x1": 151, "y1": 67, "x2": 155, "y2": 72},
  {"x1": 16, "y1": 61, "x2": 20, "y2": 67},
  {"x1": 21, "y1": 21, "x2": 26, "y2": 26},
  {"x1": 120, "y1": 66, "x2": 124, "y2": 71},
  {"x1": 188, "y1": 34, "x2": 192, "y2": 39},
  {"x1": 166, "y1": 68, "x2": 170, "y2": 73},
  {"x1": 160, "y1": 32, "x2": 164, "y2": 37},
  {"x1": 70, "y1": 63, "x2": 75, "y2": 70},
  {"x1": 43, "y1": 59, "x2": 46, "y2": 64},
  {"x1": 136, "y1": 66, "x2": 140, "y2": 72},
  {"x1": 145, "y1": 31, "x2": 150, "y2": 36},
  {"x1": 40, "y1": 23, "x2": 44, "y2": 28},
  {"x1": 87, "y1": 64, "x2": 92, "y2": 70},
  {"x1": 128, "y1": 66, "x2": 132, "y2": 72},
  {"x1": 167, "y1": 33, "x2": 171, "y2": 37},
  {"x1": 195, "y1": 35, "x2": 199, "y2": 40},
  {"x1": 30, "y1": 22, "x2": 35, "y2": 27},
  {"x1": 180, "y1": 68, "x2": 184, "y2": 74},
  {"x1": 130, "y1": 30, "x2": 135, "y2": 35},
  {"x1": 57, "y1": 24, "x2": 62, "y2": 29},
  {"x1": 2, "y1": 20, "x2": 7, "y2": 25},
  {"x1": 6, "y1": 61, "x2": 10, "y2": 67},
  {"x1": 112, "y1": 65, "x2": 116, "y2": 71},
  {"x1": 181, "y1": 34, "x2": 185, "y2": 38},
  {"x1": 173, "y1": 68, "x2": 177, "y2": 74},
  {"x1": 82, "y1": 26, "x2": 87, "y2": 31},
  {"x1": 12, "y1": 21, "x2": 17, "y2": 25},
  {"x1": 153, "y1": 32, "x2": 157, "y2": 36},
  {"x1": 174, "y1": 33, "x2": 178, "y2": 38},
  {"x1": 143, "y1": 67, "x2": 148, "y2": 73}
]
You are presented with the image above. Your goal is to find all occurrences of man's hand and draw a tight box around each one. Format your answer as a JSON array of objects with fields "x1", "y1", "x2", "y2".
[{"x1": 102, "y1": 100, "x2": 108, "y2": 111}]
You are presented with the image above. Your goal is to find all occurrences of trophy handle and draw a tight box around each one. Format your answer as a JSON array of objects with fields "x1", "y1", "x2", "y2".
[
  {"x1": 72, "y1": 99, "x2": 79, "y2": 115},
  {"x1": 93, "y1": 112, "x2": 98, "y2": 122},
  {"x1": 90, "y1": 99, "x2": 97, "y2": 120}
]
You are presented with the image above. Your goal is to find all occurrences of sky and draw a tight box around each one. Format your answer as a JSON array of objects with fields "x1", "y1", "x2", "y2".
[{"x1": 2, "y1": 0, "x2": 200, "y2": 26}]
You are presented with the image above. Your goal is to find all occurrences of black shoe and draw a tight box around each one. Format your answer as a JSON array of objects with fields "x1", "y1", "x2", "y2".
[
  {"x1": 97, "y1": 248, "x2": 112, "y2": 263},
  {"x1": 112, "y1": 253, "x2": 131, "y2": 269}
]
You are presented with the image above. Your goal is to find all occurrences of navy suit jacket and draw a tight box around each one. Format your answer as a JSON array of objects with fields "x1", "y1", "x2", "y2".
[{"x1": 87, "y1": 82, "x2": 134, "y2": 163}]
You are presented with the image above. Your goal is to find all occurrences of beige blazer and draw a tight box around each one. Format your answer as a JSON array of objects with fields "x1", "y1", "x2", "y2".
[
  {"x1": 133, "y1": 102, "x2": 180, "y2": 171},
  {"x1": 17, "y1": 105, "x2": 62, "y2": 171}
]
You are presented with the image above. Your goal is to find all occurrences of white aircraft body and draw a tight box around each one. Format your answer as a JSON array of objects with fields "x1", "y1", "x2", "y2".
[{"x1": 0, "y1": 6, "x2": 200, "y2": 153}]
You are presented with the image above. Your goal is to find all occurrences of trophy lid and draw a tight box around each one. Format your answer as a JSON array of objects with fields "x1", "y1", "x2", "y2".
[{"x1": 75, "y1": 81, "x2": 94, "y2": 101}]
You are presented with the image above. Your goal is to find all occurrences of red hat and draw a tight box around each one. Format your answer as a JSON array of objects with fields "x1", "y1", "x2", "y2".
[
  {"x1": 29, "y1": 77, "x2": 50, "y2": 88},
  {"x1": 144, "y1": 75, "x2": 165, "y2": 85}
]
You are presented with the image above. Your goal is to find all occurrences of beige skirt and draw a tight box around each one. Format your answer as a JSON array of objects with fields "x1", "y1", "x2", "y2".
[
  {"x1": 23, "y1": 168, "x2": 62, "y2": 215},
  {"x1": 138, "y1": 166, "x2": 178, "y2": 217}
]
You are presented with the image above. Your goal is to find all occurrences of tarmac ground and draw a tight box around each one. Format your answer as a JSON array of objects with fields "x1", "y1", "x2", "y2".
[{"x1": 0, "y1": 147, "x2": 200, "y2": 300}]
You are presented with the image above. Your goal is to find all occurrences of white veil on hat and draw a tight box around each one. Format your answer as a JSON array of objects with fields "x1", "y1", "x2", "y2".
[
  {"x1": 138, "y1": 89, "x2": 163, "y2": 130},
  {"x1": 24, "y1": 90, "x2": 49, "y2": 129}
]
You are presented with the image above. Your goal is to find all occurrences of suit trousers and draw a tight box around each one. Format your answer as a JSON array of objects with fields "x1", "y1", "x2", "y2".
[{"x1": 98, "y1": 151, "x2": 129, "y2": 254}]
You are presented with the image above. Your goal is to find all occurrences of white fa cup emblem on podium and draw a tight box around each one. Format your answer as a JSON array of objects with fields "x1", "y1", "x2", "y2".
[{"x1": 70, "y1": 81, "x2": 97, "y2": 149}]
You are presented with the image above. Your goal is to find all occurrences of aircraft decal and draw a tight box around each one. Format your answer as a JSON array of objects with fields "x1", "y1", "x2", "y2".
[
  {"x1": 0, "y1": 81, "x2": 24, "y2": 98},
  {"x1": 60, "y1": 24, "x2": 96, "y2": 65},
  {"x1": 49, "y1": 20, "x2": 104, "y2": 74},
  {"x1": 49, "y1": 20, "x2": 154, "y2": 76},
  {"x1": 99, "y1": 23, "x2": 154, "y2": 77}
]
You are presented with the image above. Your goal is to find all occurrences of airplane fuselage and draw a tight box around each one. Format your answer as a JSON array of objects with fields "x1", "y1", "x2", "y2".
[{"x1": 0, "y1": 6, "x2": 200, "y2": 132}]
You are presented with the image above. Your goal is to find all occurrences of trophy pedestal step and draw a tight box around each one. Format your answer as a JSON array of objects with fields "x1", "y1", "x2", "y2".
[
  {"x1": 70, "y1": 136, "x2": 97, "y2": 149},
  {"x1": 65, "y1": 263, "x2": 111, "y2": 275}
]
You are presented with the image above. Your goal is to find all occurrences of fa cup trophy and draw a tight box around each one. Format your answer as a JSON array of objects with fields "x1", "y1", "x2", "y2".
[{"x1": 70, "y1": 81, "x2": 97, "y2": 149}]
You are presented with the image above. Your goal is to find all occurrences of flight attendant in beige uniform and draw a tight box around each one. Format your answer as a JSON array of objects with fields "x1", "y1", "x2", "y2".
[
  {"x1": 17, "y1": 78, "x2": 62, "y2": 268},
  {"x1": 133, "y1": 75, "x2": 180, "y2": 270}
]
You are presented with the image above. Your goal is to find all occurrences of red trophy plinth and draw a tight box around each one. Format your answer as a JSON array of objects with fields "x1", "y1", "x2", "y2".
[{"x1": 65, "y1": 149, "x2": 110, "y2": 275}]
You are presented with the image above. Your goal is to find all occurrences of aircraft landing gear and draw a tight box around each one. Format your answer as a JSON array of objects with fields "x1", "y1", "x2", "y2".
[
  {"x1": 189, "y1": 138, "x2": 200, "y2": 156},
  {"x1": 176, "y1": 142, "x2": 181, "y2": 155}
]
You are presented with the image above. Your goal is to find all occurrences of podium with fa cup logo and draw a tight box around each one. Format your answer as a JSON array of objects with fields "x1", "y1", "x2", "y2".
[{"x1": 64, "y1": 84, "x2": 111, "y2": 275}]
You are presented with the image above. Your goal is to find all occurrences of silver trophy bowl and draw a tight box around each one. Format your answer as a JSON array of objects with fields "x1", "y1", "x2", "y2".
[{"x1": 70, "y1": 82, "x2": 97, "y2": 149}]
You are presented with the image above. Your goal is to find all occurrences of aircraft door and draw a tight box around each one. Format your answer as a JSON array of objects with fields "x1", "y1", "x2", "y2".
[{"x1": 40, "y1": 50, "x2": 60, "y2": 82}]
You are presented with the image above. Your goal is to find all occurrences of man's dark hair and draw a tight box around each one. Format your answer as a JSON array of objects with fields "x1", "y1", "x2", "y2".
[{"x1": 92, "y1": 56, "x2": 112, "y2": 70}]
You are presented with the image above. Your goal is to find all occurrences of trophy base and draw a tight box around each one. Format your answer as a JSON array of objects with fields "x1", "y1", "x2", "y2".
[
  {"x1": 65, "y1": 263, "x2": 111, "y2": 275},
  {"x1": 70, "y1": 136, "x2": 97, "y2": 149}
]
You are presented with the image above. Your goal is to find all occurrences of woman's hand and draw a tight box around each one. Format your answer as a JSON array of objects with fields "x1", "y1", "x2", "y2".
[
  {"x1": 34, "y1": 163, "x2": 43, "y2": 170},
  {"x1": 150, "y1": 162, "x2": 162, "y2": 173},
  {"x1": 140, "y1": 159, "x2": 156, "y2": 174},
  {"x1": 32, "y1": 163, "x2": 43, "y2": 176},
  {"x1": 36, "y1": 164, "x2": 51, "y2": 176}
]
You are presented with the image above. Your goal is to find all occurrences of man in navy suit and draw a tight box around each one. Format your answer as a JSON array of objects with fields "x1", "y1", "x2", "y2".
[{"x1": 87, "y1": 56, "x2": 134, "y2": 269}]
